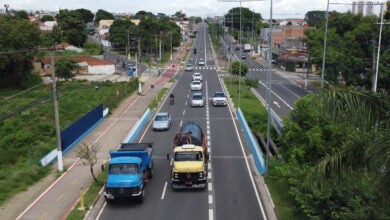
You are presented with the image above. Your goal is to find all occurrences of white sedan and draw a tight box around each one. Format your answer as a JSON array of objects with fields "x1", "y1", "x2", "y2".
[
  {"x1": 192, "y1": 72, "x2": 202, "y2": 81},
  {"x1": 191, "y1": 93, "x2": 204, "y2": 107},
  {"x1": 190, "y1": 80, "x2": 202, "y2": 91}
]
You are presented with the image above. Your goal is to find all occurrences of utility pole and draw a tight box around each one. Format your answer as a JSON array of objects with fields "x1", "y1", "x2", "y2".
[{"x1": 50, "y1": 47, "x2": 63, "y2": 172}]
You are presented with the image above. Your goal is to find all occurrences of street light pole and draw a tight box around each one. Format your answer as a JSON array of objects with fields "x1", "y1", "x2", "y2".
[
  {"x1": 50, "y1": 48, "x2": 63, "y2": 172},
  {"x1": 219, "y1": 0, "x2": 265, "y2": 109},
  {"x1": 373, "y1": 2, "x2": 384, "y2": 92},
  {"x1": 321, "y1": 0, "x2": 330, "y2": 89},
  {"x1": 265, "y1": 0, "x2": 273, "y2": 174}
]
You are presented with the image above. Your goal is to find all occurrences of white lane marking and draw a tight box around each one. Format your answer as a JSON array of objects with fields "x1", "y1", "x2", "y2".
[
  {"x1": 182, "y1": 110, "x2": 186, "y2": 116},
  {"x1": 258, "y1": 80, "x2": 294, "y2": 110},
  {"x1": 161, "y1": 182, "x2": 168, "y2": 200},
  {"x1": 209, "y1": 209, "x2": 214, "y2": 220},
  {"x1": 209, "y1": 195, "x2": 213, "y2": 204},
  {"x1": 273, "y1": 101, "x2": 280, "y2": 108},
  {"x1": 208, "y1": 171, "x2": 212, "y2": 179}
]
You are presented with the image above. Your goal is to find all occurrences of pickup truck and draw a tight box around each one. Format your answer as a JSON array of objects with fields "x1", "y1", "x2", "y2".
[
  {"x1": 168, "y1": 122, "x2": 208, "y2": 189},
  {"x1": 211, "y1": 91, "x2": 227, "y2": 106},
  {"x1": 104, "y1": 143, "x2": 154, "y2": 203}
]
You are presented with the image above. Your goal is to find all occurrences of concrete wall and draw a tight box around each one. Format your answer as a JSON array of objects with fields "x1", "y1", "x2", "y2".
[{"x1": 88, "y1": 65, "x2": 115, "y2": 74}]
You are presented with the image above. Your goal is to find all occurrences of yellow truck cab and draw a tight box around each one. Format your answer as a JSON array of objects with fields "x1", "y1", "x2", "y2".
[{"x1": 170, "y1": 144, "x2": 207, "y2": 189}]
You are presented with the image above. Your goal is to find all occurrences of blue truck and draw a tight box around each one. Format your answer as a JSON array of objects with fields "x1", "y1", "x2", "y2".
[{"x1": 104, "y1": 143, "x2": 154, "y2": 203}]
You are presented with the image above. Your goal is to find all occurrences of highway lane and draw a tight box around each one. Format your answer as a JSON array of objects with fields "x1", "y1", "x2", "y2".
[
  {"x1": 98, "y1": 22, "x2": 265, "y2": 220},
  {"x1": 222, "y1": 35, "x2": 308, "y2": 120}
]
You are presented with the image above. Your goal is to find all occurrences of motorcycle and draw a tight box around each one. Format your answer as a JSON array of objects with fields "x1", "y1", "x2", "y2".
[{"x1": 170, "y1": 96, "x2": 174, "y2": 105}]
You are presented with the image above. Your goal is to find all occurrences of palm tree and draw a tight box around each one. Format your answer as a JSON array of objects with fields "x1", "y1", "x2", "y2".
[{"x1": 305, "y1": 88, "x2": 390, "y2": 216}]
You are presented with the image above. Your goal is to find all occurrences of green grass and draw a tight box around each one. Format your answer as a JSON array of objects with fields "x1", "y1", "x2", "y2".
[
  {"x1": 224, "y1": 77, "x2": 268, "y2": 134},
  {"x1": 0, "y1": 77, "x2": 139, "y2": 206},
  {"x1": 148, "y1": 87, "x2": 169, "y2": 111}
]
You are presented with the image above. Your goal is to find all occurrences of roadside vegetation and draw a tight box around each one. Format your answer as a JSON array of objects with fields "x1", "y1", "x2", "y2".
[{"x1": 0, "y1": 77, "x2": 139, "y2": 205}]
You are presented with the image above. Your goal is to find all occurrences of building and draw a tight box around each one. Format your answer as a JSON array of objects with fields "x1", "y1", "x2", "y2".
[
  {"x1": 352, "y1": 1, "x2": 374, "y2": 16},
  {"x1": 38, "y1": 55, "x2": 115, "y2": 76},
  {"x1": 259, "y1": 19, "x2": 314, "y2": 69}
]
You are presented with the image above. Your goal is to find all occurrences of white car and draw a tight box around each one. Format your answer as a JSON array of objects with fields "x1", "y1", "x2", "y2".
[
  {"x1": 198, "y1": 58, "x2": 205, "y2": 66},
  {"x1": 190, "y1": 80, "x2": 202, "y2": 91},
  {"x1": 191, "y1": 93, "x2": 204, "y2": 107},
  {"x1": 211, "y1": 92, "x2": 227, "y2": 106},
  {"x1": 185, "y1": 63, "x2": 194, "y2": 71},
  {"x1": 192, "y1": 72, "x2": 202, "y2": 81},
  {"x1": 152, "y1": 112, "x2": 171, "y2": 131}
]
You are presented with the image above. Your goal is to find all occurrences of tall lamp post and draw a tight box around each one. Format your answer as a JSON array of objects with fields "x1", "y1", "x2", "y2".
[
  {"x1": 219, "y1": 0, "x2": 265, "y2": 108},
  {"x1": 321, "y1": 0, "x2": 330, "y2": 89},
  {"x1": 373, "y1": 2, "x2": 386, "y2": 92}
]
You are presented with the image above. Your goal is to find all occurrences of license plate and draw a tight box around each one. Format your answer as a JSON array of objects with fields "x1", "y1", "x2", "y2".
[{"x1": 185, "y1": 181, "x2": 192, "y2": 185}]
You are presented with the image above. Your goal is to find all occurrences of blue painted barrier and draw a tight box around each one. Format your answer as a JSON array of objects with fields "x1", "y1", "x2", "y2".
[{"x1": 237, "y1": 108, "x2": 266, "y2": 174}]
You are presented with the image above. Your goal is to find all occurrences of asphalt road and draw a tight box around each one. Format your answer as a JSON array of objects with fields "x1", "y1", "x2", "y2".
[
  {"x1": 222, "y1": 35, "x2": 308, "y2": 121},
  {"x1": 97, "y1": 22, "x2": 266, "y2": 220}
]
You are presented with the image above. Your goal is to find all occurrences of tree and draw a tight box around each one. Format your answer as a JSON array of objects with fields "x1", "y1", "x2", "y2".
[
  {"x1": 230, "y1": 61, "x2": 248, "y2": 77},
  {"x1": 74, "y1": 8, "x2": 94, "y2": 23},
  {"x1": 55, "y1": 58, "x2": 79, "y2": 80},
  {"x1": 305, "y1": 10, "x2": 326, "y2": 28},
  {"x1": 277, "y1": 88, "x2": 390, "y2": 218},
  {"x1": 14, "y1": 10, "x2": 29, "y2": 20},
  {"x1": 224, "y1": 7, "x2": 263, "y2": 33},
  {"x1": 95, "y1": 9, "x2": 114, "y2": 24},
  {"x1": 75, "y1": 142, "x2": 101, "y2": 182},
  {"x1": 56, "y1": 9, "x2": 88, "y2": 47},
  {"x1": 40, "y1": 15, "x2": 54, "y2": 22},
  {"x1": 304, "y1": 11, "x2": 383, "y2": 89},
  {"x1": 0, "y1": 15, "x2": 41, "y2": 88}
]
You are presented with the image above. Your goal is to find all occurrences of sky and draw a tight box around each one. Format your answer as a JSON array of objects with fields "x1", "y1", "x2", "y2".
[{"x1": 1, "y1": 0, "x2": 378, "y2": 19}]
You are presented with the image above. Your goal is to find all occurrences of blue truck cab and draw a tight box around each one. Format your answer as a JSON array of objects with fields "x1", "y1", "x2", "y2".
[{"x1": 104, "y1": 143, "x2": 153, "y2": 203}]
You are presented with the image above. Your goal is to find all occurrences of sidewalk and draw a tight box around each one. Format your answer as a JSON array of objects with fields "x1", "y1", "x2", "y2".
[{"x1": 0, "y1": 46, "x2": 186, "y2": 220}]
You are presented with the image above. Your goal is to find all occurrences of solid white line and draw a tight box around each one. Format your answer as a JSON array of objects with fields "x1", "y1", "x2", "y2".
[
  {"x1": 96, "y1": 201, "x2": 107, "y2": 220},
  {"x1": 161, "y1": 182, "x2": 168, "y2": 200}
]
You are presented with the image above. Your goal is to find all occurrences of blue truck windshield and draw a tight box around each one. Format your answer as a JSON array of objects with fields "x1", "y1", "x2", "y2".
[{"x1": 109, "y1": 163, "x2": 139, "y2": 174}]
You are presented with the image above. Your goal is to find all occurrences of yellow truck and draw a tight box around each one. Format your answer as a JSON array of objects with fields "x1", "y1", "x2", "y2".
[{"x1": 168, "y1": 122, "x2": 208, "y2": 189}]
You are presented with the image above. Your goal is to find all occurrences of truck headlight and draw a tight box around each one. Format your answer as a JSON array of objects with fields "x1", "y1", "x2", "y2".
[{"x1": 174, "y1": 172, "x2": 178, "y2": 179}]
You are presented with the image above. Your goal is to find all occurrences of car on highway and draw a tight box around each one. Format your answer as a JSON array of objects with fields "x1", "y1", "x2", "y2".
[
  {"x1": 152, "y1": 112, "x2": 171, "y2": 131},
  {"x1": 211, "y1": 91, "x2": 227, "y2": 106},
  {"x1": 190, "y1": 80, "x2": 202, "y2": 91},
  {"x1": 198, "y1": 58, "x2": 205, "y2": 66},
  {"x1": 192, "y1": 72, "x2": 202, "y2": 81},
  {"x1": 241, "y1": 55, "x2": 246, "y2": 59},
  {"x1": 191, "y1": 92, "x2": 204, "y2": 107},
  {"x1": 235, "y1": 46, "x2": 240, "y2": 50},
  {"x1": 185, "y1": 63, "x2": 194, "y2": 71}
]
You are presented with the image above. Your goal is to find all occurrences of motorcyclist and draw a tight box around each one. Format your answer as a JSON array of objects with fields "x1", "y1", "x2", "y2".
[{"x1": 170, "y1": 93, "x2": 175, "y2": 104}]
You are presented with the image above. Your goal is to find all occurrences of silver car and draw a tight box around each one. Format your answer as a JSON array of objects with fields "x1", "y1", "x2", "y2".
[
  {"x1": 152, "y1": 112, "x2": 171, "y2": 131},
  {"x1": 190, "y1": 80, "x2": 202, "y2": 91},
  {"x1": 191, "y1": 92, "x2": 204, "y2": 107},
  {"x1": 185, "y1": 63, "x2": 194, "y2": 72},
  {"x1": 198, "y1": 58, "x2": 205, "y2": 66},
  {"x1": 192, "y1": 72, "x2": 202, "y2": 81}
]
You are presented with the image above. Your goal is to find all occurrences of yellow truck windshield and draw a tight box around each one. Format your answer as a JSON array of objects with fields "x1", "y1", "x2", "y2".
[{"x1": 174, "y1": 152, "x2": 203, "y2": 161}]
